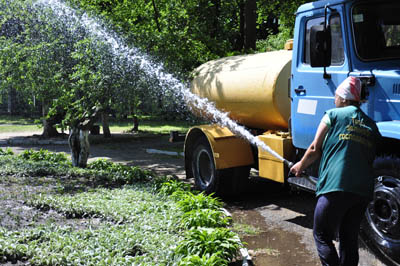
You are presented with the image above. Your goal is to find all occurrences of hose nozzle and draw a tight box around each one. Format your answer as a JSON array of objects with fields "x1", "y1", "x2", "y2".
[{"x1": 283, "y1": 159, "x2": 294, "y2": 169}]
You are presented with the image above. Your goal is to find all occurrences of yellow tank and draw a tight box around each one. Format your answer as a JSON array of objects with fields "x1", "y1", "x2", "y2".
[{"x1": 190, "y1": 50, "x2": 292, "y2": 130}]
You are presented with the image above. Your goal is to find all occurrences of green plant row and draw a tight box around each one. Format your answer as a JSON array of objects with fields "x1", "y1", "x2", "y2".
[
  {"x1": 28, "y1": 186, "x2": 181, "y2": 226},
  {"x1": 25, "y1": 180, "x2": 243, "y2": 265},
  {"x1": 176, "y1": 227, "x2": 242, "y2": 265},
  {"x1": 87, "y1": 158, "x2": 155, "y2": 185},
  {"x1": 0, "y1": 179, "x2": 182, "y2": 264},
  {"x1": 0, "y1": 151, "x2": 155, "y2": 188},
  {"x1": 0, "y1": 149, "x2": 243, "y2": 265},
  {"x1": 159, "y1": 180, "x2": 243, "y2": 265},
  {"x1": 18, "y1": 149, "x2": 70, "y2": 165},
  {"x1": 0, "y1": 223, "x2": 179, "y2": 265}
]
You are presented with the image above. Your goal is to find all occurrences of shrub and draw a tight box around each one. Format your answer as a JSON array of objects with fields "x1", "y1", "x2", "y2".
[
  {"x1": 0, "y1": 155, "x2": 71, "y2": 178},
  {"x1": 87, "y1": 158, "x2": 115, "y2": 171},
  {"x1": 180, "y1": 209, "x2": 231, "y2": 229},
  {"x1": 88, "y1": 159, "x2": 154, "y2": 184},
  {"x1": 18, "y1": 149, "x2": 70, "y2": 165},
  {"x1": 156, "y1": 179, "x2": 240, "y2": 264},
  {"x1": 0, "y1": 148, "x2": 14, "y2": 156},
  {"x1": 176, "y1": 192, "x2": 223, "y2": 213},
  {"x1": 256, "y1": 26, "x2": 292, "y2": 52},
  {"x1": 175, "y1": 227, "x2": 242, "y2": 262},
  {"x1": 178, "y1": 253, "x2": 227, "y2": 266},
  {"x1": 159, "y1": 179, "x2": 191, "y2": 196}
]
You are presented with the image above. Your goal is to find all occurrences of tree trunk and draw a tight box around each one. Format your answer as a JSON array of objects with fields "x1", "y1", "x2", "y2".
[
  {"x1": 101, "y1": 111, "x2": 111, "y2": 138},
  {"x1": 69, "y1": 127, "x2": 90, "y2": 168},
  {"x1": 41, "y1": 103, "x2": 59, "y2": 138},
  {"x1": 7, "y1": 86, "x2": 16, "y2": 114},
  {"x1": 211, "y1": 0, "x2": 221, "y2": 39},
  {"x1": 244, "y1": 0, "x2": 257, "y2": 51},
  {"x1": 42, "y1": 119, "x2": 60, "y2": 138},
  {"x1": 151, "y1": 0, "x2": 161, "y2": 32},
  {"x1": 236, "y1": 0, "x2": 245, "y2": 50},
  {"x1": 133, "y1": 115, "x2": 139, "y2": 131}
]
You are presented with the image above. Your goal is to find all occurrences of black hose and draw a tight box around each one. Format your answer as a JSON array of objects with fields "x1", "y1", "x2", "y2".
[{"x1": 285, "y1": 159, "x2": 318, "y2": 186}]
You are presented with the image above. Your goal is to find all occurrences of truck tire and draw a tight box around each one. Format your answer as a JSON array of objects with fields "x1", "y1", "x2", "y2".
[
  {"x1": 191, "y1": 139, "x2": 251, "y2": 196},
  {"x1": 361, "y1": 156, "x2": 400, "y2": 265},
  {"x1": 191, "y1": 139, "x2": 220, "y2": 194}
]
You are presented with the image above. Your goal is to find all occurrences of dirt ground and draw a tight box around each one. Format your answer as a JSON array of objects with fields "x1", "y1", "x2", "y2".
[{"x1": 0, "y1": 131, "x2": 394, "y2": 266}]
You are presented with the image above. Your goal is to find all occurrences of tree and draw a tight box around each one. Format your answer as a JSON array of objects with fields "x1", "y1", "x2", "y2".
[
  {"x1": 0, "y1": 0, "x2": 79, "y2": 137},
  {"x1": 244, "y1": 0, "x2": 257, "y2": 51},
  {"x1": 67, "y1": 0, "x2": 238, "y2": 72},
  {"x1": 53, "y1": 33, "x2": 155, "y2": 165},
  {"x1": 65, "y1": 0, "x2": 310, "y2": 72},
  {"x1": 0, "y1": 0, "x2": 109, "y2": 166}
]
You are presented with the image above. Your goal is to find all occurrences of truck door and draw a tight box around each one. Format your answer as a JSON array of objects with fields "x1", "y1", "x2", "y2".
[{"x1": 291, "y1": 6, "x2": 349, "y2": 149}]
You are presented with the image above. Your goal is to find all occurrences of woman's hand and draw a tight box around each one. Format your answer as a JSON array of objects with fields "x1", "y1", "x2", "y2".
[{"x1": 290, "y1": 161, "x2": 304, "y2": 177}]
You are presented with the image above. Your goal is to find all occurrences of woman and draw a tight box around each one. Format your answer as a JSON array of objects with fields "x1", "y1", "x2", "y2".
[{"x1": 290, "y1": 76, "x2": 381, "y2": 266}]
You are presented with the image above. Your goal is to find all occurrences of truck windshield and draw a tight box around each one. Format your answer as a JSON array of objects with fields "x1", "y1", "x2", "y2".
[{"x1": 352, "y1": 1, "x2": 400, "y2": 61}]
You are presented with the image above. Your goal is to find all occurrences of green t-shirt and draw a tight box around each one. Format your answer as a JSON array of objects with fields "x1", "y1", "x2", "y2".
[{"x1": 316, "y1": 106, "x2": 381, "y2": 199}]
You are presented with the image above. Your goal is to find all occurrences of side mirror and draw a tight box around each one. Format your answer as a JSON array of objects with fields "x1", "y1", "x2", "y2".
[{"x1": 310, "y1": 25, "x2": 332, "y2": 68}]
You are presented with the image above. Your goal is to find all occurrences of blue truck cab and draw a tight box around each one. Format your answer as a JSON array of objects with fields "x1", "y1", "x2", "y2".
[
  {"x1": 292, "y1": 0, "x2": 400, "y2": 148},
  {"x1": 290, "y1": 0, "x2": 400, "y2": 263}
]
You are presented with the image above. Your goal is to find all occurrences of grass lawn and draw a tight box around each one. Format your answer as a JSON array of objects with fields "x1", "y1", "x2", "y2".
[
  {"x1": 0, "y1": 115, "x2": 41, "y2": 133},
  {"x1": 0, "y1": 114, "x2": 194, "y2": 134},
  {"x1": 109, "y1": 118, "x2": 193, "y2": 134},
  {"x1": 0, "y1": 124, "x2": 41, "y2": 133},
  {"x1": 0, "y1": 115, "x2": 36, "y2": 125}
]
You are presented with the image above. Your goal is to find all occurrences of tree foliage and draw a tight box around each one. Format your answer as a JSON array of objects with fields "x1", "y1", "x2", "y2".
[
  {"x1": 0, "y1": 0, "x2": 311, "y2": 125},
  {"x1": 67, "y1": 0, "x2": 310, "y2": 73}
]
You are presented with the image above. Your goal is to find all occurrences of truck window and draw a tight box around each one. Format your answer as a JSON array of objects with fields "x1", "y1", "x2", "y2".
[
  {"x1": 304, "y1": 15, "x2": 345, "y2": 66},
  {"x1": 352, "y1": 1, "x2": 400, "y2": 61}
]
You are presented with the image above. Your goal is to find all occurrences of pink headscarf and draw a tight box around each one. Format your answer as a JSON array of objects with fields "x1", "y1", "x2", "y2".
[{"x1": 336, "y1": 76, "x2": 361, "y2": 102}]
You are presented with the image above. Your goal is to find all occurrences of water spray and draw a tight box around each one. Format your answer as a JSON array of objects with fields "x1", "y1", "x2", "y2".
[{"x1": 33, "y1": 0, "x2": 293, "y2": 167}]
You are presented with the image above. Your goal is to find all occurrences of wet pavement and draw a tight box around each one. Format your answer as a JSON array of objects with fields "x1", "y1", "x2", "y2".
[
  {"x1": 224, "y1": 180, "x2": 319, "y2": 266},
  {"x1": 224, "y1": 178, "x2": 391, "y2": 266},
  {"x1": 230, "y1": 208, "x2": 319, "y2": 266}
]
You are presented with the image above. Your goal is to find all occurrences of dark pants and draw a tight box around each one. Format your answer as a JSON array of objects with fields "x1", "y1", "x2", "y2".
[{"x1": 313, "y1": 192, "x2": 369, "y2": 266}]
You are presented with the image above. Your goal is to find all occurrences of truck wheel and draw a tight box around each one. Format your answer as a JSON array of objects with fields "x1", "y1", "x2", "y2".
[
  {"x1": 191, "y1": 139, "x2": 251, "y2": 196},
  {"x1": 362, "y1": 156, "x2": 400, "y2": 265},
  {"x1": 191, "y1": 139, "x2": 220, "y2": 194}
]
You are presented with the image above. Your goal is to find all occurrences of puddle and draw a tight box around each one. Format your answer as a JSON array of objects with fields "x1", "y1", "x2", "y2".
[{"x1": 230, "y1": 209, "x2": 320, "y2": 266}]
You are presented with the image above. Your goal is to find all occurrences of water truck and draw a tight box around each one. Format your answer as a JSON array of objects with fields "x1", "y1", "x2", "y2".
[{"x1": 183, "y1": 0, "x2": 400, "y2": 264}]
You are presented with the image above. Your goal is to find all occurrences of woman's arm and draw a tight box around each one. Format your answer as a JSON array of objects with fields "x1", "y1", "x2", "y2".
[{"x1": 290, "y1": 120, "x2": 329, "y2": 176}]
